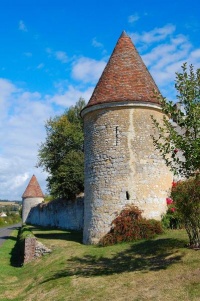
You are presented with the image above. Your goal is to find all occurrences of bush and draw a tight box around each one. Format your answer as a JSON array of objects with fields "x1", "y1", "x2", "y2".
[
  {"x1": 99, "y1": 205, "x2": 163, "y2": 246},
  {"x1": 171, "y1": 177, "x2": 200, "y2": 248},
  {"x1": 161, "y1": 212, "x2": 181, "y2": 230},
  {"x1": 161, "y1": 196, "x2": 182, "y2": 229}
]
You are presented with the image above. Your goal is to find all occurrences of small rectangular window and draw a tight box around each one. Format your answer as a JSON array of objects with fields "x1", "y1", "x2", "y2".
[
  {"x1": 115, "y1": 126, "x2": 119, "y2": 146},
  {"x1": 126, "y1": 191, "x2": 130, "y2": 200}
]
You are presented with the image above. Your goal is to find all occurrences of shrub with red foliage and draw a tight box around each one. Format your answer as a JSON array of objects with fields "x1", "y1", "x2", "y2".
[{"x1": 99, "y1": 205, "x2": 163, "y2": 246}]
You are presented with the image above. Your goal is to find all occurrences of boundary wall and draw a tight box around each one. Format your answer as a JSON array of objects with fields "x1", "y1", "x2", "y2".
[{"x1": 26, "y1": 197, "x2": 84, "y2": 230}]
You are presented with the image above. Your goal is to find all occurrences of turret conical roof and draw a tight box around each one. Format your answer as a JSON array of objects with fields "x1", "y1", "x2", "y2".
[
  {"x1": 86, "y1": 31, "x2": 160, "y2": 108},
  {"x1": 22, "y1": 175, "x2": 44, "y2": 198}
]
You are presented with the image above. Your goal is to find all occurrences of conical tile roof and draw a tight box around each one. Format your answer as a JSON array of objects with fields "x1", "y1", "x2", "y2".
[
  {"x1": 22, "y1": 175, "x2": 44, "y2": 198},
  {"x1": 86, "y1": 31, "x2": 160, "y2": 108}
]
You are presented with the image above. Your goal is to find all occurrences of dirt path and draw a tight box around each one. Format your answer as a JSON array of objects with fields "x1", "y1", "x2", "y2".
[{"x1": 0, "y1": 223, "x2": 21, "y2": 247}]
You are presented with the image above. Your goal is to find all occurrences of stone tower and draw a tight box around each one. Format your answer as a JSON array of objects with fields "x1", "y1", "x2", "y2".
[
  {"x1": 81, "y1": 31, "x2": 173, "y2": 244},
  {"x1": 22, "y1": 175, "x2": 44, "y2": 223}
]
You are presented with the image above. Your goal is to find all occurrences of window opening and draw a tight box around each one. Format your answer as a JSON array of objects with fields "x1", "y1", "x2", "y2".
[
  {"x1": 126, "y1": 191, "x2": 130, "y2": 200},
  {"x1": 115, "y1": 126, "x2": 119, "y2": 146}
]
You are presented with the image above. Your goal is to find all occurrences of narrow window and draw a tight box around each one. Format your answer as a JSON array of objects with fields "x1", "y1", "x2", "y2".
[
  {"x1": 115, "y1": 126, "x2": 119, "y2": 146},
  {"x1": 126, "y1": 191, "x2": 130, "y2": 200}
]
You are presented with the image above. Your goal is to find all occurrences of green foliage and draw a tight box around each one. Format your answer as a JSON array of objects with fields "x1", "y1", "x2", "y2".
[
  {"x1": 171, "y1": 177, "x2": 200, "y2": 248},
  {"x1": 0, "y1": 214, "x2": 21, "y2": 228},
  {"x1": 43, "y1": 194, "x2": 54, "y2": 203},
  {"x1": 19, "y1": 225, "x2": 34, "y2": 240},
  {"x1": 161, "y1": 213, "x2": 172, "y2": 229},
  {"x1": 99, "y1": 205, "x2": 163, "y2": 246},
  {"x1": 0, "y1": 203, "x2": 21, "y2": 214},
  {"x1": 151, "y1": 63, "x2": 200, "y2": 248},
  {"x1": 152, "y1": 63, "x2": 200, "y2": 178},
  {"x1": 37, "y1": 98, "x2": 85, "y2": 200},
  {"x1": 0, "y1": 217, "x2": 6, "y2": 227},
  {"x1": 161, "y1": 207, "x2": 182, "y2": 230}
]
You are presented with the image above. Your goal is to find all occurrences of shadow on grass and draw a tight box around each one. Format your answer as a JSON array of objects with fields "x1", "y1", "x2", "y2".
[
  {"x1": 42, "y1": 237, "x2": 185, "y2": 283},
  {"x1": 7, "y1": 224, "x2": 22, "y2": 230},
  {"x1": 1, "y1": 235, "x2": 17, "y2": 241},
  {"x1": 9, "y1": 227, "x2": 23, "y2": 267},
  {"x1": 30, "y1": 226, "x2": 83, "y2": 244}
]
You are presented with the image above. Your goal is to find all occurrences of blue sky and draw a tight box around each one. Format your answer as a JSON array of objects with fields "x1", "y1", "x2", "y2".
[{"x1": 0, "y1": 0, "x2": 200, "y2": 200}]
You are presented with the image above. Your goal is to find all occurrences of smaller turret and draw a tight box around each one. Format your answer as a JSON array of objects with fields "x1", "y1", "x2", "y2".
[{"x1": 22, "y1": 175, "x2": 44, "y2": 223}]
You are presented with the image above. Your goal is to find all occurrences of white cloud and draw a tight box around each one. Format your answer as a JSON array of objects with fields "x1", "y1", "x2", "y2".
[
  {"x1": 0, "y1": 157, "x2": 29, "y2": 196},
  {"x1": 0, "y1": 79, "x2": 18, "y2": 123},
  {"x1": 92, "y1": 38, "x2": 104, "y2": 48},
  {"x1": 0, "y1": 153, "x2": 46, "y2": 199},
  {"x1": 55, "y1": 51, "x2": 68, "y2": 63},
  {"x1": 129, "y1": 25, "x2": 200, "y2": 100},
  {"x1": 130, "y1": 24, "x2": 176, "y2": 44},
  {"x1": 0, "y1": 78, "x2": 17, "y2": 100},
  {"x1": 191, "y1": 49, "x2": 200, "y2": 59},
  {"x1": 11, "y1": 173, "x2": 30, "y2": 190},
  {"x1": 0, "y1": 77, "x2": 94, "y2": 199},
  {"x1": 0, "y1": 81, "x2": 57, "y2": 199},
  {"x1": 45, "y1": 48, "x2": 68, "y2": 63},
  {"x1": 72, "y1": 57, "x2": 106, "y2": 83},
  {"x1": 19, "y1": 20, "x2": 27, "y2": 32},
  {"x1": 92, "y1": 38, "x2": 107, "y2": 55},
  {"x1": 128, "y1": 13, "x2": 140, "y2": 24},
  {"x1": 49, "y1": 85, "x2": 94, "y2": 106},
  {"x1": 142, "y1": 35, "x2": 192, "y2": 69}
]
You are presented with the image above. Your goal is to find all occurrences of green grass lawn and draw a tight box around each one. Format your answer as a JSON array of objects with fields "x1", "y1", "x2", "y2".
[{"x1": 0, "y1": 226, "x2": 200, "y2": 301}]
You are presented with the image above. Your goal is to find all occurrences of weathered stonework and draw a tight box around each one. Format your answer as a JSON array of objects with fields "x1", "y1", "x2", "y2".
[
  {"x1": 82, "y1": 102, "x2": 172, "y2": 244},
  {"x1": 22, "y1": 197, "x2": 44, "y2": 224},
  {"x1": 24, "y1": 237, "x2": 36, "y2": 264},
  {"x1": 23, "y1": 237, "x2": 52, "y2": 264},
  {"x1": 22, "y1": 175, "x2": 44, "y2": 223},
  {"x1": 26, "y1": 197, "x2": 84, "y2": 230}
]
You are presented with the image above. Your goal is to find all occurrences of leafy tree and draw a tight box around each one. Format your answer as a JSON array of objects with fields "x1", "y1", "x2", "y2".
[
  {"x1": 152, "y1": 63, "x2": 200, "y2": 178},
  {"x1": 37, "y1": 98, "x2": 85, "y2": 200},
  {"x1": 152, "y1": 63, "x2": 200, "y2": 248}
]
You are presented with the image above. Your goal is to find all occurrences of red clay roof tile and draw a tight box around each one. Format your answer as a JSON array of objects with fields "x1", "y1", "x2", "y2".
[
  {"x1": 86, "y1": 31, "x2": 161, "y2": 108},
  {"x1": 22, "y1": 175, "x2": 44, "y2": 198}
]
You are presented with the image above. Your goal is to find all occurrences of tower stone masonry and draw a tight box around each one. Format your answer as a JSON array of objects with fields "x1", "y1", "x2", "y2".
[
  {"x1": 81, "y1": 31, "x2": 173, "y2": 244},
  {"x1": 22, "y1": 174, "x2": 44, "y2": 223}
]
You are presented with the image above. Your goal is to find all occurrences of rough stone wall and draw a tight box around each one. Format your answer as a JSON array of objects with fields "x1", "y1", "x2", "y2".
[
  {"x1": 22, "y1": 197, "x2": 44, "y2": 223},
  {"x1": 23, "y1": 237, "x2": 52, "y2": 264},
  {"x1": 83, "y1": 104, "x2": 173, "y2": 244},
  {"x1": 24, "y1": 237, "x2": 36, "y2": 264},
  {"x1": 26, "y1": 197, "x2": 84, "y2": 230}
]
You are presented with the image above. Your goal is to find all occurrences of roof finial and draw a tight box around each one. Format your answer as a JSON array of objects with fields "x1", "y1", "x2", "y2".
[{"x1": 120, "y1": 30, "x2": 128, "y2": 38}]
